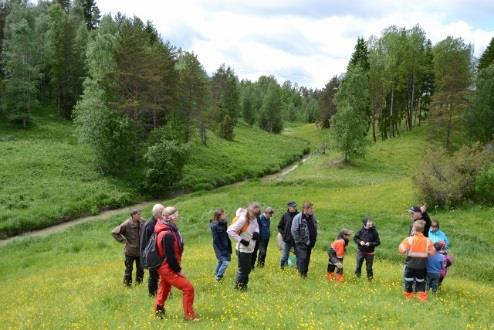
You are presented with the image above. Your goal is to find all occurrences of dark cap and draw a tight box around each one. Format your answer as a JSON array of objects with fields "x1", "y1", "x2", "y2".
[
  {"x1": 287, "y1": 201, "x2": 297, "y2": 208},
  {"x1": 408, "y1": 206, "x2": 421, "y2": 213}
]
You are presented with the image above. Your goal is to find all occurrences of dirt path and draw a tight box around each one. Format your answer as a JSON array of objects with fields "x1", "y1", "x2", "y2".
[{"x1": 0, "y1": 154, "x2": 311, "y2": 247}]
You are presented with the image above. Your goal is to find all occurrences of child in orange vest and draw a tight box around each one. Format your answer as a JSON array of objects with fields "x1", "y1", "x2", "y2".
[
  {"x1": 398, "y1": 220, "x2": 436, "y2": 302},
  {"x1": 327, "y1": 229, "x2": 352, "y2": 282}
]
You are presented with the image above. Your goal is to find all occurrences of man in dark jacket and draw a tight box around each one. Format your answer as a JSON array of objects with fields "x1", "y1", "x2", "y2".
[
  {"x1": 140, "y1": 203, "x2": 164, "y2": 296},
  {"x1": 112, "y1": 208, "x2": 144, "y2": 286},
  {"x1": 277, "y1": 201, "x2": 298, "y2": 269},
  {"x1": 291, "y1": 202, "x2": 318, "y2": 278},
  {"x1": 354, "y1": 217, "x2": 380, "y2": 280},
  {"x1": 256, "y1": 207, "x2": 274, "y2": 267},
  {"x1": 408, "y1": 205, "x2": 432, "y2": 237}
]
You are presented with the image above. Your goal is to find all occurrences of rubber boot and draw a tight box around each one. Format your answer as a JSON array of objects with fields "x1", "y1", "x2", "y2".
[
  {"x1": 326, "y1": 272, "x2": 335, "y2": 281},
  {"x1": 335, "y1": 273, "x2": 345, "y2": 283},
  {"x1": 417, "y1": 291, "x2": 428, "y2": 302},
  {"x1": 404, "y1": 292, "x2": 414, "y2": 300}
]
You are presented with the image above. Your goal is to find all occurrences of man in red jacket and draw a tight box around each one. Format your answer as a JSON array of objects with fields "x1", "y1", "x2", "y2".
[{"x1": 154, "y1": 206, "x2": 197, "y2": 321}]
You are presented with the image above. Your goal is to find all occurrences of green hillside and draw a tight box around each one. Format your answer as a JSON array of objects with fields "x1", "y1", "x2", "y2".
[
  {"x1": 0, "y1": 107, "x2": 308, "y2": 238},
  {"x1": 1, "y1": 123, "x2": 493, "y2": 328}
]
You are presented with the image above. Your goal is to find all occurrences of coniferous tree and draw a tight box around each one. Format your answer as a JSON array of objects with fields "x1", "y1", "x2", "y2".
[
  {"x1": 211, "y1": 65, "x2": 240, "y2": 140},
  {"x1": 478, "y1": 37, "x2": 494, "y2": 71},
  {"x1": 348, "y1": 36, "x2": 370, "y2": 71},
  {"x1": 81, "y1": 0, "x2": 100, "y2": 30},
  {"x1": 2, "y1": 1, "x2": 39, "y2": 127},
  {"x1": 317, "y1": 76, "x2": 340, "y2": 128},
  {"x1": 431, "y1": 36, "x2": 472, "y2": 149}
]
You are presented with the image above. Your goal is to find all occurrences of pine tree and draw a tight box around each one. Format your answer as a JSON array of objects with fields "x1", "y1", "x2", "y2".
[
  {"x1": 348, "y1": 36, "x2": 370, "y2": 71},
  {"x1": 2, "y1": 1, "x2": 39, "y2": 127},
  {"x1": 211, "y1": 65, "x2": 240, "y2": 140},
  {"x1": 478, "y1": 38, "x2": 494, "y2": 71},
  {"x1": 317, "y1": 76, "x2": 340, "y2": 128}
]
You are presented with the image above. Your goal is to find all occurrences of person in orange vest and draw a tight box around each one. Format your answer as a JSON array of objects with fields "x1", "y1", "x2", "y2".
[
  {"x1": 398, "y1": 220, "x2": 436, "y2": 301},
  {"x1": 327, "y1": 229, "x2": 352, "y2": 282}
]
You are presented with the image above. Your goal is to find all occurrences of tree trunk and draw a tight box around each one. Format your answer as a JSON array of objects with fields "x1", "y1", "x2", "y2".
[
  {"x1": 445, "y1": 103, "x2": 453, "y2": 150},
  {"x1": 389, "y1": 86, "x2": 394, "y2": 138},
  {"x1": 409, "y1": 73, "x2": 416, "y2": 130}
]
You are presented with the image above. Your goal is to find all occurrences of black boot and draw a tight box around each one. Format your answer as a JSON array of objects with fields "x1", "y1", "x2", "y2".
[{"x1": 155, "y1": 305, "x2": 165, "y2": 319}]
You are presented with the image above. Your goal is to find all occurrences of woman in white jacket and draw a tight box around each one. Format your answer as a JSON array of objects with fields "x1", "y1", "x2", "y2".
[{"x1": 227, "y1": 202, "x2": 261, "y2": 290}]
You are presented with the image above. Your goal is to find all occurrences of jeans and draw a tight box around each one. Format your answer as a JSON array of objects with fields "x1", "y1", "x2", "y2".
[
  {"x1": 257, "y1": 239, "x2": 269, "y2": 267},
  {"x1": 235, "y1": 251, "x2": 252, "y2": 289},
  {"x1": 148, "y1": 268, "x2": 159, "y2": 296},
  {"x1": 403, "y1": 267, "x2": 427, "y2": 292},
  {"x1": 295, "y1": 244, "x2": 313, "y2": 278},
  {"x1": 355, "y1": 250, "x2": 374, "y2": 279},
  {"x1": 124, "y1": 255, "x2": 144, "y2": 286},
  {"x1": 215, "y1": 260, "x2": 230, "y2": 279},
  {"x1": 427, "y1": 272, "x2": 441, "y2": 293},
  {"x1": 280, "y1": 240, "x2": 296, "y2": 268}
]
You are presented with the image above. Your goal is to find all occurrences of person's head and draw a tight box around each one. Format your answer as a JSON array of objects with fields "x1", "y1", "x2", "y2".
[
  {"x1": 435, "y1": 241, "x2": 445, "y2": 252},
  {"x1": 287, "y1": 201, "x2": 297, "y2": 212},
  {"x1": 264, "y1": 207, "x2": 274, "y2": 218},
  {"x1": 163, "y1": 206, "x2": 179, "y2": 223},
  {"x1": 152, "y1": 204, "x2": 164, "y2": 218},
  {"x1": 213, "y1": 208, "x2": 225, "y2": 221},
  {"x1": 408, "y1": 206, "x2": 422, "y2": 221},
  {"x1": 413, "y1": 220, "x2": 426, "y2": 234},
  {"x1": 431, "y1": 219, "x2": 440, "y2": 232},
  {"x1": 247, "y1": 202, "x2": 261, "y2": 220},
  {"x1": 130, "y1": 209, "x2": 141, "y2": 221},
  {"x1": 363, "y1": 216, "x2": 374, "y2": 229},
  {"x1": 337, "y1": 228, "x2": 352, "y2": 243},
  {"x1": 302, "y1": 202, "x2": 313, "y2": 216}
]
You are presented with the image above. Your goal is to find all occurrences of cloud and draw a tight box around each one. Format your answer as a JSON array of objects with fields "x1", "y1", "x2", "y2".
[{"x1": 97, "y1": 0, "x2": 494, "y2": 88}]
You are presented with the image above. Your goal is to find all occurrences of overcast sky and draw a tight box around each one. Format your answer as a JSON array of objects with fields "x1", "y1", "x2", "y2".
[{"x1": 97, "y1": 0, "x2": 494, "y2": 89}]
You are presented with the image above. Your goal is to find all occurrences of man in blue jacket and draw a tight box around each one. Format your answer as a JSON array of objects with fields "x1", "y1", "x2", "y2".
[{"x1": 256, "y1": 207, "x2": 274, "y2": 267}]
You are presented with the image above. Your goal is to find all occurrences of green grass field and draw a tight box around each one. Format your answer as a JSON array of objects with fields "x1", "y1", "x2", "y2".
[
  {"x1": 0, "y1": 107, "x2": 308, "y2": 238},
  {"x1": 1, "y1": 121, "x2": 493, "y2": 328}
]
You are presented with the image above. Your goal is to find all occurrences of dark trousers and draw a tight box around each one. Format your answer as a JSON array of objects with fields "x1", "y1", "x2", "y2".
[
  {"x1": 235, "y1": 251, "x2": 253, "y2": 289},
  {"x1": 327, "y1": 256, "x2": 344, "y2": 274},
  {"x1": 403, "y1": 267, "x2": 427, "y2": 292},
  {"x1": 295, "y1": 244, "x2": 313, "y2": 278},
  {"x1": 124, "y1": 255, "x2": 144, "y2": 286},
  {"x1": 148, "y1": 268, "x2": 159, "y2": 296},
  {"x1": 355, "y1": 250, "x2": 374, "y2": 278},
  {"x1": 257, "y1": 239, "x2": 269, "y2": 267},
  {"x1": 251, "y1": 240, "x2": 260, "y2": 268}
]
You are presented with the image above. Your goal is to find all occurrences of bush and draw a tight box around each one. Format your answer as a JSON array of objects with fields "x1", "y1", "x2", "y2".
[
  {"x1": 475, "y1": 166, "x2": 494, "y2": 203},
  {"x1": 413, "y1": 143, "x2": 493, "y2": 208},
  {"x1": 143, "y1": 140, "x2": 189, "y2": 196}
]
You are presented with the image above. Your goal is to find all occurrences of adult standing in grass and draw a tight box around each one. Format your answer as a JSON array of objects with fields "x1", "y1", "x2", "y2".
[
  {"x1": 399, "y1": 220, "x2": 436, "y2": 302},
  {"x1": 353, "y1": 217, "x2": 380, "y2": 280},
  {"x1": 140, "y1": 203, "x2": 164, "y2": 296},
  {"x1": 291, "y1": 202, "x2": 318, "y2": 278},
  {"x1": 428, "y1": 219, "x2": 450, "y2": 249},
  {"x1": 112, "y1": 208, "x2": 145, "y2": 287},
  {"x1": 256, "y1": 207, "x2": 274, "y2": 268},
  {"x1": 155, "y1": 206, "x2": 197, "y2": 321},
  {"x1": 408, "y1": 204, "x2": 432, "y2": 237},
  {"x1": 210, "y1": 208, "x2": 232, "y2": 281},
  {"x1": 278, "y1": 201, "x2": 299, "y2": 269},
  {"x1": 227, "y1": 202, "x2": 261, "y2": 290}
]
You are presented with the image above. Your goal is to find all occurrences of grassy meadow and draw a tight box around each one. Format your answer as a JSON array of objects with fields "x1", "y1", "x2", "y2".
[
  {"x1": 0, "y1": 108, "x2": 308, "y2": 238},
  {"x1": 1, "y1": 122, "x2": 493, "y2": 328}
]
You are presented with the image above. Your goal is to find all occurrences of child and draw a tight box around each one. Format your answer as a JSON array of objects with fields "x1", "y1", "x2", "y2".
[
  {"x1": 427, "y1": 242, "x2": 445, "y2": 293},
  {"x1": 398, "y1": 220, "x2": 436, "y2": 301},
  {"x1": 354, "y1": 217, "x2": 380, "y2": 280},
  {"x1": 438, "y1": 242, "x2": 454, "y2": 286},
  {"x1": 327, "y1": 229, "x2": 352, "y2": 282},
  {"x1": 210, "y1": 208, "x2": 232, "y2": 281}
]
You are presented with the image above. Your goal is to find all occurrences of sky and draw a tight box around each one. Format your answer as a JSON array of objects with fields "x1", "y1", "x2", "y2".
[{"x1": 97, "y1": 0, "x2": 494, "y2": 89}]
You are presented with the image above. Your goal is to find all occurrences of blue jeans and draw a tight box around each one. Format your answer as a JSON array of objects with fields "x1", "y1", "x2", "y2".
[
  {"x1": 427, "y1": 272, "x2": 441, "y2": 293},
  {"x1": 215, "y1": 260, "x2": 230, "y2": 279},
  {"x1": 280, "y1": 240, "x2": 295, "y2": 268}
]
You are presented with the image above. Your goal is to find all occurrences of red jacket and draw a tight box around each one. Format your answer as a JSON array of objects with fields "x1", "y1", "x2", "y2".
[{"x1": 155, "y1": 220, "x2": 183, "y2": 273}]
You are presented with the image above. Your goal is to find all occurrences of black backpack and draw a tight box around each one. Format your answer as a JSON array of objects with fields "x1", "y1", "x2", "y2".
[{"x1": 142, "y1": 232, "x2": 164, "y2": 269}]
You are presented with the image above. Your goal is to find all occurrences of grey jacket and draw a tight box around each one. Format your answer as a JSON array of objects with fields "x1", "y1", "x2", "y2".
[
  {"x1": 291, "y1": 212, "x2": 318, "y2": 246},
  {"x1": 112, "y1": 218, "x2": 144, "y2": 257}
]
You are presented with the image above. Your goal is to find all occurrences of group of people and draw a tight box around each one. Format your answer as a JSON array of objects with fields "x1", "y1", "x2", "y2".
[{"x1": 110, "y1": 201, "x2": 453, "y2": 320}]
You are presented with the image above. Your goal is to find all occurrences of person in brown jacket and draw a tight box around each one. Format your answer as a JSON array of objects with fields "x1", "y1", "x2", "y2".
[{"x1": 112, "y1": 208, "x2": 145, "y2": 286}]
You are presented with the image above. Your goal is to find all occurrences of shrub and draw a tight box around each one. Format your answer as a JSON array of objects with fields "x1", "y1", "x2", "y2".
[
  {"x1": 475, "y1": 165, "x2": 494, "y2": 204},
  {"x1": 413, "y1": 143, "x2": 493, "y2": 208},
  {"x1": 143, "y1": 140, "x2": 189, "y2": 196}
]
